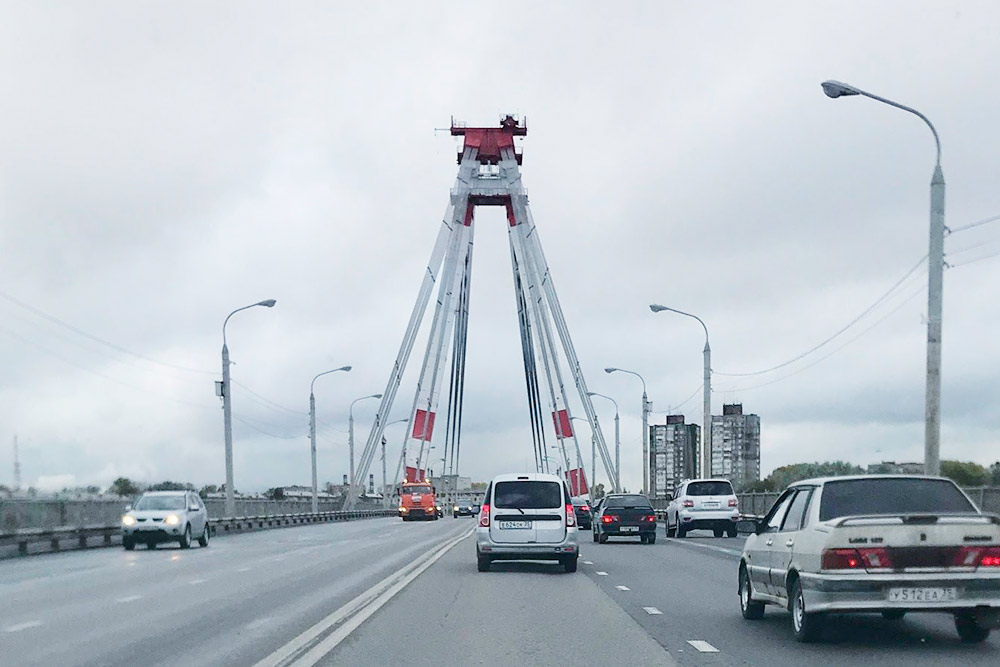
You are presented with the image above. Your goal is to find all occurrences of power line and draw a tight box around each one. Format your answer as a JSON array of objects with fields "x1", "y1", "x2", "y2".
[
  {"x1": 949, "y1": 248, "x2": 1000, "y2": 269},
  {"x1": 948, "y1": 212, "x2": 1000, "y2": 236},
  {"x1": 231, "y1": 414, "x2": 308, "y2": 440},
  {"x1": 230, "y1": 379, "x2": 308, "y2": 416}
]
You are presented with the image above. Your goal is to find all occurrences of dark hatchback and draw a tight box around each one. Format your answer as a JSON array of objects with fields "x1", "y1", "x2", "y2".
[
  {"x1": 453, "y1": 500, "x2": 478, "y2": 517},
  {"x1": 593, "y1": 494, "x2": 657, "y2": 544},
  {"x1": 571, "y1": 498, "x2": 592, "y2": 529}
]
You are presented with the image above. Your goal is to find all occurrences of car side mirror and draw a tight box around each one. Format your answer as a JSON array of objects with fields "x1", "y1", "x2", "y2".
[{"x1": 735, "y1": 519, "x2": 758, "y2": 536}]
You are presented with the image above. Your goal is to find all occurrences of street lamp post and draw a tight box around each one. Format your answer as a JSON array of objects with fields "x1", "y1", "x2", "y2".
[
  {"x1": 605, "y1": 368, "x2": 649, "y2": 493},
  {"x1": 221, "y1": 298, "x2": 276, "y2": 517},
  {"x1": 309, "y1": 366, "x2": 352, "y2": 513},
  {"x1": 587, "y1": 392, "x2": 620, "y2": 493},
  {"x1": 649, "y1": 305, "x2": 711, "y2": 481},
  {"x1": 383, "y1": 418, "x2": 409, "y2": 508},
  {"x1": 348, "y1": 394, "x2": 382, "y2": 499},
  {"x1": 822, "y1": 80, "x2": 944, "y2": 476}
]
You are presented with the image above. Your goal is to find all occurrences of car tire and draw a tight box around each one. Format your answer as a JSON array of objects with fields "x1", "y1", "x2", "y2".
[
  {"x1": 179, "y1": 525, "x2": 192, "y2": 550},
  {"x1": 640, "y1": 535, "x2": 648, "y2": 544},
  {"x1": 147, "y1": 541, "x2": 156, "y2": 549},
  {"x1": 666, "y1": 520, "x2": 676, "y2": 538},
  {"x1": 198, "y1": 524, "x2": 210, "y2": 547},
  {"x1": 598, "y1": 532, "x2": 608, "y2": 544},
  {"x1": 727, "y1": 525, "x2": 738, "y2": 538},
  {"x1": 881, "y1": 610, "x2": 905, "y2": 621},
  {"x1": 790, "y1": 578, "x2": 823, "y2": 642},
  {"x1": 713, "y1": 528, "x2": 724, "y2": 538},
  {"x1": 647, "y1": 533, "x2": 656, "y2": 544},
  {"x1": 955, "y1": 613, "x2": 991, "y2": 643},
  {"x1": 477, "y1": 553, "x2": 491, "y2": 572},
  {"x1": 123, "y1": 536, "x2": 135, "y2": 551},
  {"x1": 739, "y1": 564, "x2": 765, "y2": 620},
  {"x1": 563, "y1": 556, "x2": 578, "y2": 573},
  {"x1": 676, "y1": 523, "x2": 687, "y2": 538},
  {"x1": 592, "y1": 529, "x2": 599, "y2": 543}
]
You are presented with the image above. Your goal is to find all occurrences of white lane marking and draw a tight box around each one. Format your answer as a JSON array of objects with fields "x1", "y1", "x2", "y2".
[
  {"x1": 4, "y1": 621, "x2": 42, "y2": 632},
  {"x1": 246, "y1": 616, "x2": 272, "y2": 630},
  {"x1": 254, "y1": 527, "x2": 473, "y2": 667},
  {"x1": 667, "y1": 538, "x2": 741, "y2": 556},
  {"x1": 595, "y1": 571, "x2": 608, "y2": 576},
  {"x1": 583, "y1": 560, "x2": 594, "y2": 565},
  {"x1": 687, "y1": 640, "x2": 720, "y2": 653},
  {"x1": 616, "y1": 585, "x2": 630, "y2": 591},
  {"x1": 643, "y1": 607, "x2": 662, "y2": 615},
  {"x1": 236, "y1": 567, "x2": 252, "y2": 572},
  {"x1": 116, "y1": 595, "x2": 142, "y2": 603},
  {"x1": 189, "y1": 578, "x2": 207, "y2": 585}
]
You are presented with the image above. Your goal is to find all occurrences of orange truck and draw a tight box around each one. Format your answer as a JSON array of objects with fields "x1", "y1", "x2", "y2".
[{"x1": 398, "y1": 481, "x2": 441, "y2": 521}]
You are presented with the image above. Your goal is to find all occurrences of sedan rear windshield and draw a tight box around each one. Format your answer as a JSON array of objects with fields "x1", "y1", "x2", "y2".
[
  {"x1": 686, "y1": 481, "x2": 734, "y2": 496},
  {"x1": 819, "y1": 478, "x2": 976, "y2": 521},
  {"x1": 604, "y1": 495, "x2": 652, "y2": 509},
  {"x1": 494, "y1": 481, "x2": 562, "y2": 509},
  {"x1": 133, "y1": 496, "x2": 186, "y2": 511},
  {"x1": 402, "y1": 486, "x2": 431, "y2": 495}
]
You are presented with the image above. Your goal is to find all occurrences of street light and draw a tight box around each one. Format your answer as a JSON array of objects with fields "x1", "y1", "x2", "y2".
[
  {"x1": 349, "y1": 393, "x2": 382, "y2": 498},
  {"x1": 384, "y1": 418, "x2": 409, "y2": 508},
  {"x1": 605, "y1": 367, "x2": 649, "y2": 493},
  {"x1": 649, "y1": 305, "x2": 712, "y2": 483},
  {"x1": 220, "y1": 298, "x2": 277, "y2": 517},
  {"x1": 588, "y1": 391, "x2": 620, "y2": 493},
  {"x1": 822, "y1": 79, "x2": 944, "y2": 476},
  {"x1": 309, "y1": 365, "x2": 352, "y2": 512}
]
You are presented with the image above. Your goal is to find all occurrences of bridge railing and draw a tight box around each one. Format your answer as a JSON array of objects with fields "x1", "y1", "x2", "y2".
[{"x1": 0, "y1": 509, "x2": 396, "y2": 559}]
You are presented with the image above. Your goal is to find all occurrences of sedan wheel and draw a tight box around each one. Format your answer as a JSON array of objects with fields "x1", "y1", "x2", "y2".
[
  {"x1": 739, "y1": 565, "x2": 764, "y2": 620},
  {"x1": 791, "y1": 578, "x2": 823, "y2": 642},
  {"x1": 592, "y1": 528, "x2": 599, "y2": 543},
  {"x1": 955, "y1": 613, "x2": 991, "y2": 643},
  {"x1": 598, "y1": 532, "x2": 608, "y2": 544}
]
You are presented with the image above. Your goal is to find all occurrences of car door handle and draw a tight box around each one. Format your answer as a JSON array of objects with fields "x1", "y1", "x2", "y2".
[
  {"x1": 785, "y1": 539, "x2": 794, "y2": 547},
  {"x1": 765, "y1": 539, "x2": 773, "y2": 546}
]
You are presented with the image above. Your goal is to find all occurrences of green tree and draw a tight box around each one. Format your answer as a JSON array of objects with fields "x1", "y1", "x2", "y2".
[
  {"x1": 148, "y1": 481, "x2": 193, "y2": 491},
  {"x1": 267, "y1": 487, "x2": 285, "y2": 500},
  {"x1": 109, "y1": 477, "x2": 141, "y2": 496},
  {"x1": 940, "y1": 460, "x2": 989, "y2": 487},
  {"x1": 764, "y1": 461, "x2": 865, "y2": 491},
  {"x1": 591, "y1": 483, "x2": 605, "y2": 499},
  {"x1": 199, "y1": 484, "x2": 219, "y2": 499},
  {"x1": 990, "y1": 462, "x2": 1000, "y2": 487}
]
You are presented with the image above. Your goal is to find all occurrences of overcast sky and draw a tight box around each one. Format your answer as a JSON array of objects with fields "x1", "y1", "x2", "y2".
[{"x1": 1, "y1": 2, "x2": 998, "y2": 494}]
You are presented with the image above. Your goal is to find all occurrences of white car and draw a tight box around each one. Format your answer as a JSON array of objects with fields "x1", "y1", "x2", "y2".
[
  {"x1": 737, "y1": 475, "x2": 1000, "y2": 643},
  {"x1": 665, "y1": 478, "x2": 739, "y2": 538},
  {"x1": 121, "y1": 490, "x2": 210, "y2": 550},
  {"x1": 475, "y1": 472, "x2": 579, "y2": 573}
]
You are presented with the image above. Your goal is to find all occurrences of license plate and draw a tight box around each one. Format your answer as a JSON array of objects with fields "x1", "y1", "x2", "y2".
[
  {"x1": 620, "y1": 526, "x2": 638, "y2": 533},
  {"x1": 703, "y1": 502, "x2": 720, "y2": 508},
  {"x1": 887, "y1": 587, "x2": 958, "y2": 603},
  {"x1": 498, "y1": 520, "x2": 530, "y2": 530}
]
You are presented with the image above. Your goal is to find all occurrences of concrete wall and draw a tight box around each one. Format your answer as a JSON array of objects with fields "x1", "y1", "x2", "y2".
[{"x1": 0, "y1": 497, "x2": 382, "y2": 530}]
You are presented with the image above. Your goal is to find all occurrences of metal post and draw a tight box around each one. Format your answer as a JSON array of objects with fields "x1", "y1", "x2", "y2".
[
  {"x1": 309, "y1": 392, "x2": 318, "y2": 513},
  {"x1": 591, "y1": 430, "x2": 596, "y2": 502},
  {"x1": 222, "y1": 342, "x2": 234, "y2": 517},
  {"x1": 926, "y1": 165, "x2": 945, "y2": 476},
  {"x1": 348, "y1": 410, "x2": 355, "y2": 499},
  {"x1": 641, "y1": 391, "x2": 649, "y2": 493},
  {"x1": 381, "y1": 437, "x2": 387, "y2": 509},
  {"x1": 614, "y1": 411, "x2": 620, "y2": 493},
  {"x1": 703, "y1": 341, "x2": 712, "y2": 479}
]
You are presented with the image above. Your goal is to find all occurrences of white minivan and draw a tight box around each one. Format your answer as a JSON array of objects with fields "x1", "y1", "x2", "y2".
[{"x1": 476, "y1": 473, "x2": 579, "y2": 572}]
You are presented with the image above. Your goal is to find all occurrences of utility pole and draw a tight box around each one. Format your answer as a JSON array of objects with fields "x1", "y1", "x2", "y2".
[
  {"x1": 309, "y1": 366, "x2": 352, "y2": 513},
  {"x1": 13, "y1": 435, "x2": 21, "y2": 491}
]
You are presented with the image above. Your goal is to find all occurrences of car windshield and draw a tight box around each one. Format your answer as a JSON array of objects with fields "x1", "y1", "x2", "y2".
[
  {"x1": 494, "y1": 481, "x2": 562, "y2": 509},
  {"x1": 401, "y1": 486, "x2": 431, "y2": 495},
  {"x1": 604, "y1": 495, "x2": 652, "y2": 509},
  {"x1": 818, "y1": 478, "x2": 977, "y2": 521},
  {"x1": 133, "y1": 496, "x2": 186, "y2": 511},
  {"x1": 686, "y1": 481, "x2": 734, "y2": 496}
]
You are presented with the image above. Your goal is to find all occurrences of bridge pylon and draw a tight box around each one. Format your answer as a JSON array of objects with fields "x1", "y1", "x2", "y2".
[{"x1": 345, "y1": 116, "x2": 619, "y2": 509}]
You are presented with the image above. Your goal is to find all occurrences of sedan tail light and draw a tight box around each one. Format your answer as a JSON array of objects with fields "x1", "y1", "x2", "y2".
[
  {"x1": 565, "y1": 504, "x2": 576, "y2": 527},
  {"x1": 682, "y1": 500, "x2": 694, "y2": 508},
  {"x1": 822, "y1": 547, "x2": 892, "y2": 570},
  {"x1": 644, "y1": 515, "x2": 657, "y2": 523},
  {"x1": 601, "y1": 514, "x2": 619, "y2": 524},
  {"x1": 954, "y1": 546, "x2": 1000, "y2": 567},
  {"x1": 479, "y1": 504, "x2": 490, "y2": 527},
  {"x1": 581, "y1": 505, "x2": 590, "y2": 512}
]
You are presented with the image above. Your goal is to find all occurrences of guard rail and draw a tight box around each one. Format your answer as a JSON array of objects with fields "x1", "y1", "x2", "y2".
[{"x1": 0, "y1": 509, "x2": 395, "y2": 559}]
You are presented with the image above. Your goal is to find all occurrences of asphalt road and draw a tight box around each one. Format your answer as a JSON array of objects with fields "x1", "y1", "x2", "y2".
[{"x1": 0, "y1": 516, "x2": 468, "y2": 666}]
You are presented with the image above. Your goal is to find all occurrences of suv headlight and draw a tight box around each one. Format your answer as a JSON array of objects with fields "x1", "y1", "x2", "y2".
[
  {"x1": 122, "y1": 515, "x2": 136, "y2": 526},
  {"x1": 165, "y1": 514, "x2": 181, "y2": 526}
]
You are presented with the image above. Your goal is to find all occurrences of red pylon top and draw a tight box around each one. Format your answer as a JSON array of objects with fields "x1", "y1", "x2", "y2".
[{"x1": 450, "y1": 114, "x2": 526, "y2": 165}]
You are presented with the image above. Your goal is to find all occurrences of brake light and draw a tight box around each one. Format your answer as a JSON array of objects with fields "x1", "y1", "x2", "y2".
[
  {"x1": 645, "y1": 515, "x2": 657, "y2": 523},
  {"x1": 479, "y1": 504, "x2": 490, "y2": 527},
  {"x1": 601, "y1": 514, "x2": 619, "y2": 524},
  {"x1": 822, "y1": 548, "x2": 892, "y2": 570},
  {"x1": 581, "y1": 505, "x2": 589, "y2": 512},
  {"x1": 565, "y1": 504, "x2": 576, "y2": 527},
  {"x1": 955, "y1": 546, "x2": 1000, "y2": 567},
  {"x1": 728, "y1": 498, "x2": 738, "y2": 508},
  {"x1": 682, "y1": 500, "x2": 694, "y2": 508}
]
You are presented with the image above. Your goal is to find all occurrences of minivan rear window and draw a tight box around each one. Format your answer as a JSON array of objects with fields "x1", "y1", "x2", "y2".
[
  {"x1": 686, "y1": 481, "x2": 734, "y2": 496},
  {"x1": 494, "y1": 481, "x2": 562, "y2": 509},
  {"x1": 819, "y1": 478, "x2": 976, "y2": 521}
]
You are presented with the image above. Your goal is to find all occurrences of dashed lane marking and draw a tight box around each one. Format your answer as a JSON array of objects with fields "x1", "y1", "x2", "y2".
[
  {"x1": 595, "y1": 571, "x2": 608, "y2": 576},
  {"x1": 687, "y1": 640, "x2": 720, "y2": 653},
  {"x1": 642, "y1": 607, "x2": 662, "y2": 615},
  {"x1": 4, "y1": 621, "x2": 42, "y2": 633},
  {"x1": 583, "y1": 560, "x2": 594, "y2": 565},
  {"x1": 189, "y1": 578, "x2": 207, "y2": 584},
  {"x1": 116, "y1": 595, "x2": 142, "y2": 603},
  {"x1": 615, "y1": 585, "x2": 630, "y2": 591},
  {"x1": 236, "y1": 567, "x2": 252, "y2": 572},
  {"x1": 666, "y1": 538, "x2": 742, "y2": 557}
]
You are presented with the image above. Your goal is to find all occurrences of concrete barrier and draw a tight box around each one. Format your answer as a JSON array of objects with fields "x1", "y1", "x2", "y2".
[{"x1": 0, "y1": 509, "x2": 396, "y2": 559}]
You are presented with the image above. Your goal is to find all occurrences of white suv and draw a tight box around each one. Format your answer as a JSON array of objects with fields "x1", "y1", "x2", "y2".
[
  {"x1": 666, "y1": 478, "x2": 739, "y2": 538},
  {"x1": 476, "y1": 473, "x2": 579, "y2": 573}
]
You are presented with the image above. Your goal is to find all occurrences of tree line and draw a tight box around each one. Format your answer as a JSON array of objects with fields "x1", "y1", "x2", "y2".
[{"x1": 740, "y1": 460, "x2": 1000, "y2": 492}]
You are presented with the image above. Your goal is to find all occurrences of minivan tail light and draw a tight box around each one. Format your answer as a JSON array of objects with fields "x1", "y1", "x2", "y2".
[
  {"x1": 479, "y1": 504, "x2": 490, "y2": 527},
  {"x1": 565, "y1": 504, "x2": 576, "y2": 527}
]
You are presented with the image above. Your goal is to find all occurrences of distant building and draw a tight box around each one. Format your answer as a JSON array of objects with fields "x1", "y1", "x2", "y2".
[
  {"x1": 649, "y1": 416, "x2": 700, "y2": 500},
  {"x1": 866, "y1": 461, "x2": 925, "y2": 475},
  {"x1": 711, "y1": 404, "x2": 761, "y2": 488}
]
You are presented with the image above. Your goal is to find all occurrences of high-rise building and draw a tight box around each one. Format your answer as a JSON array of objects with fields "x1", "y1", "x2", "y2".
[
  {"x1": 649, "y1": 416, "x2": 700, "y2": 500},
  {"x1": 710, "y1": 404, "x2": 760, "y2": 488}
]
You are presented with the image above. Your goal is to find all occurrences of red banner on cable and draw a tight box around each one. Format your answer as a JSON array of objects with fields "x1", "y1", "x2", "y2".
[
  {"x1": 404, "y1": 466, "x2": 426, "y2": 483},
  {"x1": 551, "y1": 409, "x2": 573, "y2": 439},
  {"x1": 566, "y1": 468, "x2": 588, "y2": 497},
  {"x1": 412, "y1": 409, "x2": 436, "y2": 441}
]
